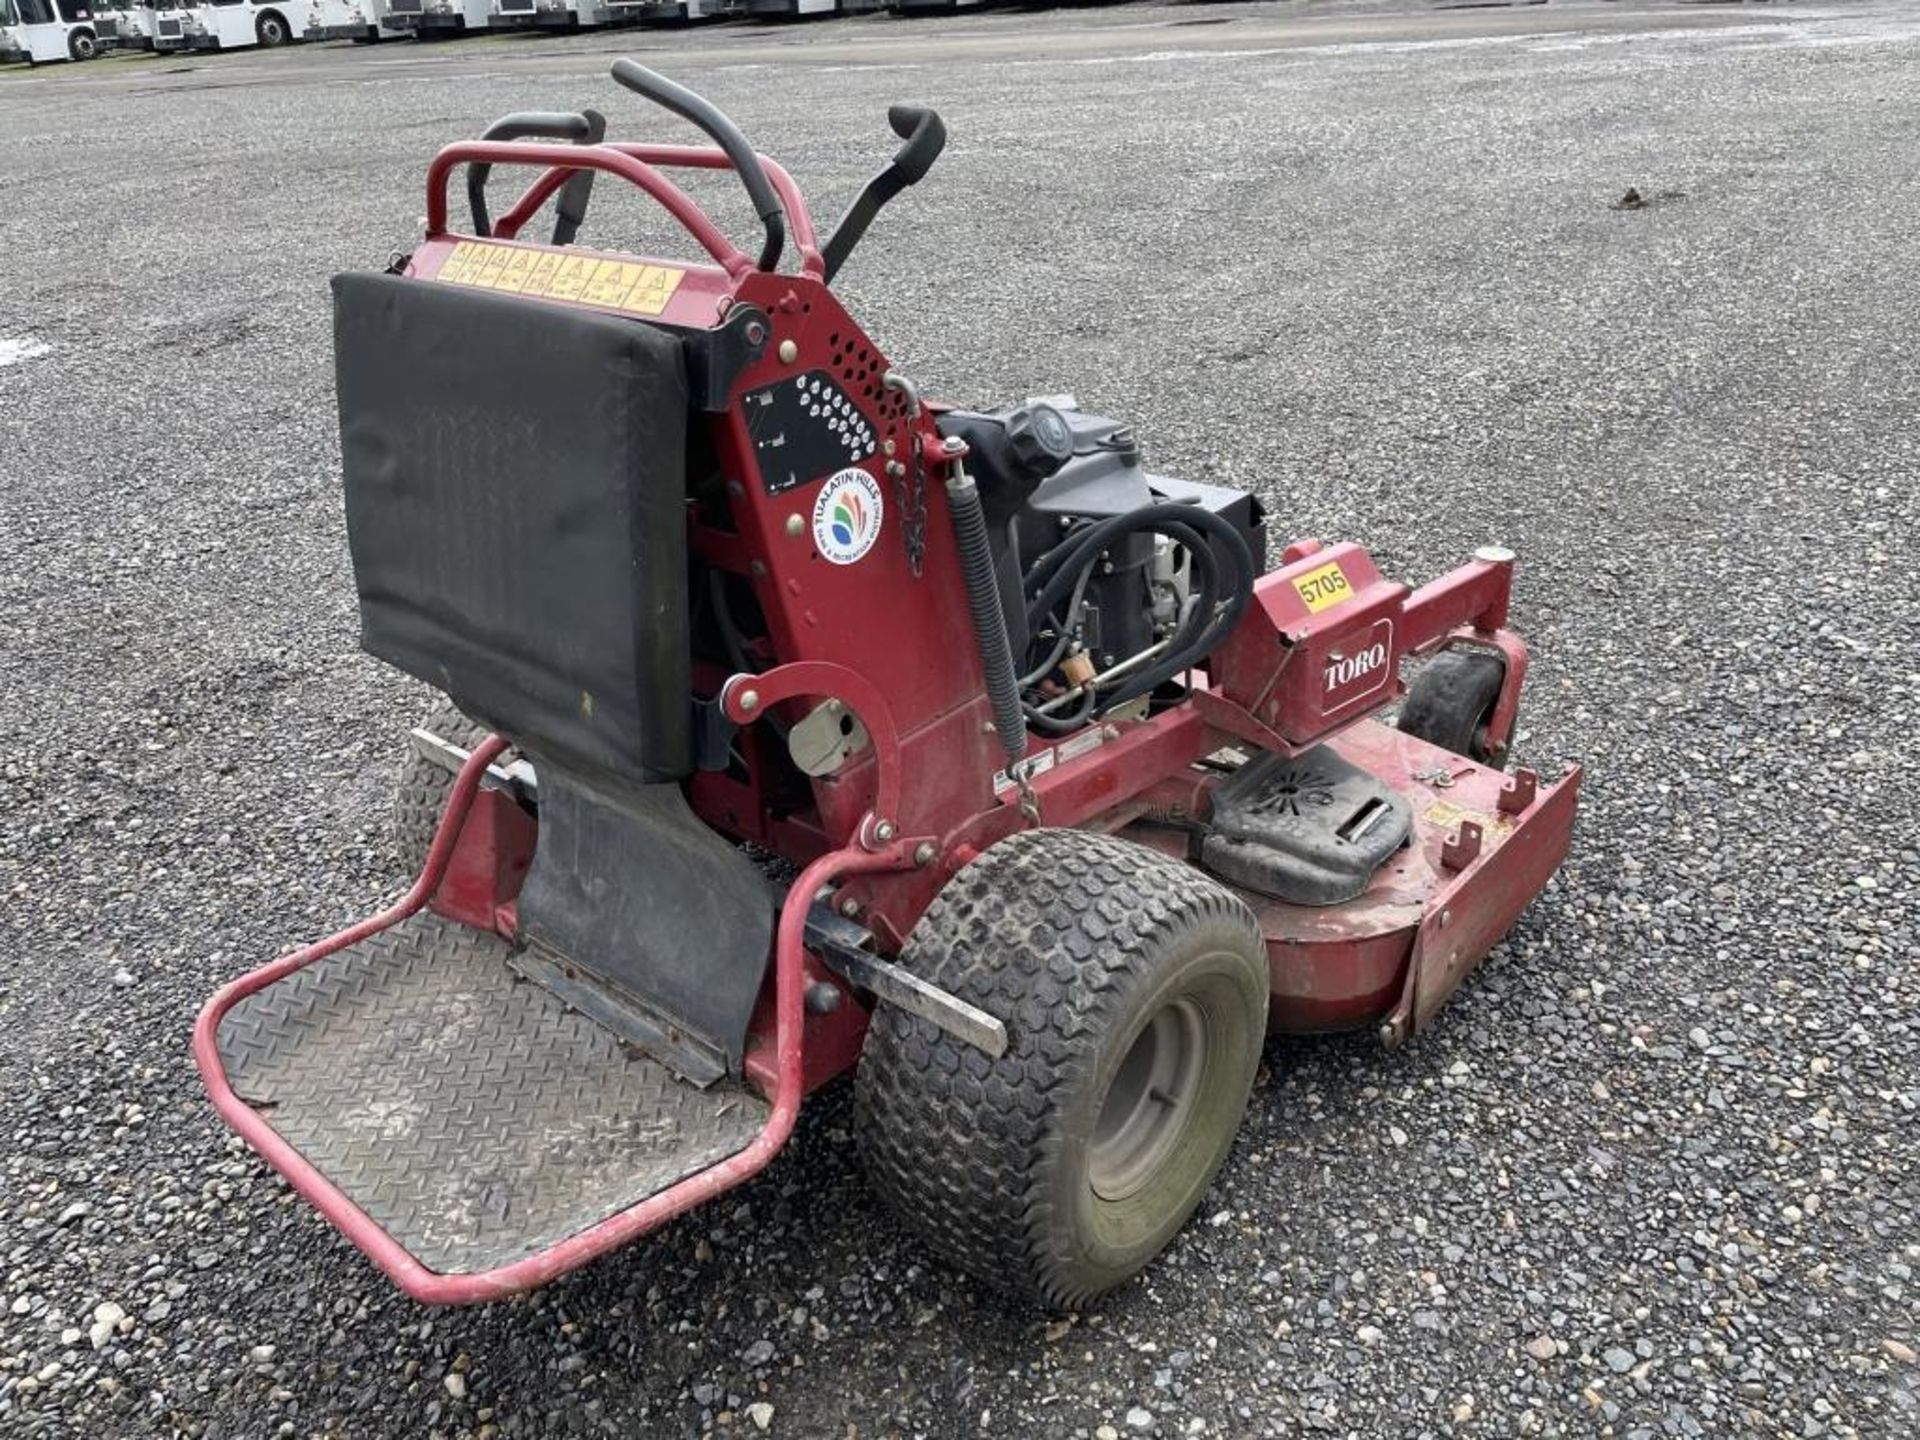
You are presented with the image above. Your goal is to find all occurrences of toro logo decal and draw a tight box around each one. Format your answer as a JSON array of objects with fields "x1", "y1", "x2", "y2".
[
  {"x1": 1321, "y1": 619, "x2": 1395, "y2": 711},
  {"x1": 812, "y1": 467, "x2": 885, "y2": 565}
]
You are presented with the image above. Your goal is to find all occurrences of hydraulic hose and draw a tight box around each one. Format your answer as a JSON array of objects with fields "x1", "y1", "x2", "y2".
[
  {"x1": 1018, "y1": 504, "x2": 1257, "y2": 718},
  {"x1": 948, "y1": 470, "x2": 1028, "y2": 768}
]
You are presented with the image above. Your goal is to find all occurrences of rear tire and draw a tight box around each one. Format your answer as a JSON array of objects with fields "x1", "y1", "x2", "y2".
[
  {"x1": 255, "y1": 11, "x2": 290, "y2": 46},
  {"x1": 1397, "y1": 647, "x2": 1507, "y2": 764},
  {"x1": 857, "y1": 828, "x2": 1269, "y2": 1310},
  {"x1": 393, "y1": 700, "x2": 495, "y2": 874},
  {"x1": 68, "y1": 27, "x2": 98, "y2": 60}
]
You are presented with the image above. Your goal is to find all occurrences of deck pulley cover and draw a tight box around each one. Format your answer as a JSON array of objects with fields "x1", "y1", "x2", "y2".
[{"x1": 1201, "y1": 747, "x2": 1413, "y2": 906}]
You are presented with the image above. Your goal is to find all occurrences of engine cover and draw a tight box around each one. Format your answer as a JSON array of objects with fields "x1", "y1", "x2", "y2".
[{"x1": 938, "y1": 403, "x2": 1265, "y2": 663}]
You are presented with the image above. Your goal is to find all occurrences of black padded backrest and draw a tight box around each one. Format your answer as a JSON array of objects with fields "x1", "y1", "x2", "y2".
[{"x1": 333, "y1": 271, "x2": 693, "y2": 785}]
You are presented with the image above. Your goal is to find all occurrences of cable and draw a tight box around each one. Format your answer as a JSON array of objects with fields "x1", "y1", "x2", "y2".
[
  {"x1": 1018, "y1": 560, "x2": 1096, "y2": 689},
  {"x1": 1014, "y1": 505, "x2": 1255, "y2": 723}
]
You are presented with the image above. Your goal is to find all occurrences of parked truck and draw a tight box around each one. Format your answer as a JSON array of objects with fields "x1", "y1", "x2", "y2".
[{"x1": 1, "y1": 0, "x2": 104, "y2": 60}]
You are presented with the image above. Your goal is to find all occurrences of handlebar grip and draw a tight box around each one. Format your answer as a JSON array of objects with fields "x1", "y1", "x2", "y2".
[
  {"x1": 885, "y1": 105, "x2": 946, "y2": 186},
  {"x1": 469, "y1": 111, "x2": 603, "y2": 240},
  {"x1": 611, "y1": 59, "x2": 786, "y2": 273}
]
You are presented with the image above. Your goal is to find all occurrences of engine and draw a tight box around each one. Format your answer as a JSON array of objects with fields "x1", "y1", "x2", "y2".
[{"x1": 937, "y1": 401, "x2": 1266, "y2": 735}]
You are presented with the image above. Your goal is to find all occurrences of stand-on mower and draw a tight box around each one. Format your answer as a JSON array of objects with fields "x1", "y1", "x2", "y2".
[{"x1": 194, "y1": 64, "x2": 1580, "y2": 1310}]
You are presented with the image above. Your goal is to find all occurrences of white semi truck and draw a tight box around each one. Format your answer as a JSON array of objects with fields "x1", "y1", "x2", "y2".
[
  {"x1": 605, "y1": 0, "x2": 732, "y2": 20},
  {"x1": 381, "y1": 0, "x2": 500, "y2": 35},
  {"x1": 303, "y1": 0, "x2": 400, "y2": 40},
  {"x1": 744, "y1": 0, "x2": 880, "y2": 17},
  {"x1": 92, "y1": 0, "x2": 151, "y2": 47},
  {"x1": 491, "y1": 0, "x2": 627, "y2": 32},
  {"x1": 173, "y1": 0, "x2": 298, "y2": 48}
]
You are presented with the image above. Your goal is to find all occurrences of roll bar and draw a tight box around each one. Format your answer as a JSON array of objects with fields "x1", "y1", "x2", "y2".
[{"x1": 425, "y1": 64, "x2": 943, "y2": 287}]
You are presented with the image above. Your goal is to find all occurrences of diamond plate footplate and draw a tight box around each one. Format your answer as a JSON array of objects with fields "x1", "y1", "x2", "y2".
[{"x1": 216, "y1": 912, "x2": 768, "y2": 1275}]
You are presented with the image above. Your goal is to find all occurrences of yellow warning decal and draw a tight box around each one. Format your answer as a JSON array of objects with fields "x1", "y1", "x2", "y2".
[
  {"x1": 1292, "y1": 559, "x2": 1353, "y2": 614},
  {"x1": 434, "y1": 242, "x2": 684, "y2": 317}
]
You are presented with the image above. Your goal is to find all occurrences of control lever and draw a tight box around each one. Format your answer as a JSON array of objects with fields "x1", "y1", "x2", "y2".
[
  {"x1": 822, "y1": 105, "x2": 947, "y2": 285},
  {"x1": 467, "y1": 110, "x2": 607, "y2": 246}
]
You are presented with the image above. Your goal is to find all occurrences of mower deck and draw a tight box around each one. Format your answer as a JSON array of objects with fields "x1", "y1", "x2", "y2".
[
  {"x1": 214, "y1": 911, "x2": 767, "y2": 1276},
  {"x1": 1127, "y1": 718, "x2": 1580, "y2": 1038}
]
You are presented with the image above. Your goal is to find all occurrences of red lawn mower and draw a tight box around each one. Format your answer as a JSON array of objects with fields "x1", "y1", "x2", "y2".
[{"x1": 194, "y1": 64, "x2": 1579, "y2": 1310}]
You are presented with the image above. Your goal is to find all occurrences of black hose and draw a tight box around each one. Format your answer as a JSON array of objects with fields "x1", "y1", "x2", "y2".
[
  {"x1": 948, "y1": 471, "x2": 1028, "y2": 767},
  {"x1": 1024, "y1": 688, "x2": 1098, "y2": 736},
  {"x1": 1018, "y1": 504, "x2": 1256, "y2": 717},
  {"x1": 1023, "y1": 503, "x2": 1247, "y2": 632}
]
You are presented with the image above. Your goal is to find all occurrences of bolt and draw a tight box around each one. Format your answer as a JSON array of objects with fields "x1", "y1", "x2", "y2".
[
  {"x1": 886, "y1": 461, "x2": 905, "y2": 478},
  {"x1": 883, "y1": 439, "x2": 896, "y2": 457},
  {"x1": 738, "y1": 689, "x2": 760, "y2": 713},
  {"x1": 785, "y1": 514, "x2": 804, "y2": 537},
  {"x1": 941, "y1": 436, "x2": 965, "y2": 455},
  {"x1": 913, "y1": 841, "x2": 937, "y2": 867},
  {"x1": 874, "y1": 820, "x2": 897, "y2": 842},
  {"x1": 839, "y1": 896, "x2": 860, "y2": 918},
  {"x1": 804, "y1": 982, "x2": 841, "y2": 1016},
  {"x1": 777, "y1": 339, "x2": 799, "y2": 364},
  {"x1": 744, "y1": 321, "x2": 767, "y2": 346}
]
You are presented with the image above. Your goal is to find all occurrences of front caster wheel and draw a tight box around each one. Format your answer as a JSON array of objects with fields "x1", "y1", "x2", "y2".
[
  {"x1": 1398, "y1": 647, "x2": 1508, "y2": 764},
  {"x1": 856, "y1": 828, "x2": 1269, "y2": 1310}
]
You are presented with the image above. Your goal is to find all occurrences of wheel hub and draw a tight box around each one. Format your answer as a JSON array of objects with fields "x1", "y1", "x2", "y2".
[{"x1": 1088, "y1": 997, "x2": 1207, "y2": 1202}]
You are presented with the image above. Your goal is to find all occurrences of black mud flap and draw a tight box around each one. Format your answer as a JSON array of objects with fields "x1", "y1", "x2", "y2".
[{"x1": 515, "y1": 766, "x2": 775, "y2": 1085}]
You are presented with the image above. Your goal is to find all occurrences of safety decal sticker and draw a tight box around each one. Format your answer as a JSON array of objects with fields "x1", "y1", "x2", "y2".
[
  {"x1": 1291, "y1": 559, "x2": 1353, "y2": 614},
  {"x1": 812, "y1": 467, "x2": 885, "y2": 565},
  {"x1": 433, "y1": 242, "x2": 684, "y2": 318}
]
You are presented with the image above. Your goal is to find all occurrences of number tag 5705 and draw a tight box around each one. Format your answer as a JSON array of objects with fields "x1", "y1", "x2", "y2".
[{"x1": 1292, "y1": 561, "x2": 1352, "y2": 614}]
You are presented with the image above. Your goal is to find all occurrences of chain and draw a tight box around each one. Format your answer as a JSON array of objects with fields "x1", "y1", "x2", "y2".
[
  {"x1": 1013, "y1": 758, "x2": 1042, "y2": 825},
  {"x1": 896, "y1": 436, "x2": 927, "y2": 578},
  {"x1": 882, "y1": 372, "x2": 929, "y2": 579}
]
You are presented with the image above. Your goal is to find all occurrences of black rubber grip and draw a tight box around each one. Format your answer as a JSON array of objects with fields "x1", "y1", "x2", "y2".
[
  {"x1": 822, "y1": 104, "x2": 947, "y2": 284},
  {"x1": 610, "y1": 60, "x2": 786, "y2": 273},
  {"x1": 885, "y1": 105, "x2": 946, "y2": 184},
  {"x1": 468, "y1": 111, "x2": 601, "y2": 240}
]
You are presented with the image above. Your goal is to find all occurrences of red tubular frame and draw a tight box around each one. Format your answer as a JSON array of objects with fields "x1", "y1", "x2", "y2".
[
  {"x1": 429, "y1": 141, "x2": 826, "y2": 281},
  {"x1": 193, "y1": 735, "x2": 907, "y2": 1304},
  {"x1": 426, "y1": 142, "x2": 753, "y2": 276}
]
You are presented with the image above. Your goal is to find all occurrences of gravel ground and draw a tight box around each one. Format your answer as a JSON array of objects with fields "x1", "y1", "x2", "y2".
[{"x1": 3, "y1": 2, "x2": 1918, "y2": 1437}]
